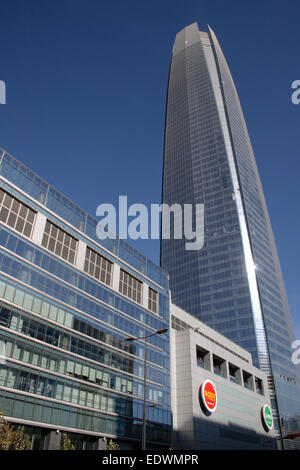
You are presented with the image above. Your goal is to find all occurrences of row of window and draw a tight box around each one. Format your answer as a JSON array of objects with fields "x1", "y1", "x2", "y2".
[
  {"x1": 0, "y1": 390, "x2": 171, "y2": 443},
  {"x1": 0, "y1": 265, "x2": 167, "y2": 368},
  {"x1": 6, "y1": 151, "x2": 167, "y2": 287},
  {"x1": 0, "y1": 302, "x2": 167, "y2": 386},
  {"x1": 0, "y1": 188, "x2": 159, "y2": 314},
  {"x1": 0, "y1": 362, "x2": 132, "y2": 416},
  {"x1": 0, "y1": 228, "x2": 165, "y2": 334},
  {"x1": 196, "y1": 345, "x2": 264, "y2": 395},
  {"x1": 0, "y1": 331, "x2": 166, "y2": 403},
  {"x1": 0, "y1": 362, "x2": 168, "y2": 423},
  {"x1": 5, "y1": 337, "x2": 131, "y2": 394}
]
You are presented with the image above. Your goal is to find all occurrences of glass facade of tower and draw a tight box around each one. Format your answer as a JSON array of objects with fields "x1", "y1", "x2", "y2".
[
  {"x1": 161, "y1": 23, "x2": 300, "y2": 440},
  {"x1": 0, "y1": 149, "x2": 171, "y2": 449}
]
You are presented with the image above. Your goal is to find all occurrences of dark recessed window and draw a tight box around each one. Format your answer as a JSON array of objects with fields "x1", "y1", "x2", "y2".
[
  {"x1": 255, "y1": 377, "x2": 264, "y2": 395},
  {"x1": 213, "y1": 354, "x2": 226, "y2": 378},
  {"x1": 243, "y1": 370, "x2": 253, "y2": 390},
  {"x1": 229, "y1": 363, "x2": 240, "y2": 385},
  {"x1": 196, "y1": 346, "x2": 210, "y2": 370}
]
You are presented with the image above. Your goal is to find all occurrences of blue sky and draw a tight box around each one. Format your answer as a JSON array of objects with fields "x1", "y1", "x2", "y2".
[{"x1": 0, "y1": 0, "x2": 299, "y2": 338}]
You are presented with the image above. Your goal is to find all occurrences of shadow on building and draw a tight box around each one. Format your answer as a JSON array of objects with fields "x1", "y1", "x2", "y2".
[{"x1": 172, "y1": 416, "x2": 276, "y2": 450}]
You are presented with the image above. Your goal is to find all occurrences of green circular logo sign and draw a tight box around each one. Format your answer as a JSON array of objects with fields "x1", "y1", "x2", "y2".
[{"x1": 262, "y1": 405, "x2": 273, "y2": 431}]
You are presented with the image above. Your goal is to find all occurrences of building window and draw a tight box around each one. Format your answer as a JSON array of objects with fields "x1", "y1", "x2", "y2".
[
  {"x1": 0, "y1": 189, "x2": 36, "y2": 238},
  {"x1": 213, "y1": 354, "x2": 226, "y2": 378},
  {"x1": 196, "y1": 346, "x2": 210, "y2": 370},
  {"x1": 255, "y1": 377, "x2": 264, "y2": 395},
  {"x1": 84, "y1": 247, "x2": 113, "y2": 287},
  {"x1": 119, "y1": 269, "x2": 142, "y2": 304},
  {"x1": 42, "y1": 220, "x2": 77, "y2": 264},
  {"x1": 229, "y1": 363, "x2": 241, "y2": 385},
  {"x1": 243, "y1": 370, "x2": 253, "y2": 390},
  {"x1": 148, "y1": 287, "x2": 158, "y2": 314}
]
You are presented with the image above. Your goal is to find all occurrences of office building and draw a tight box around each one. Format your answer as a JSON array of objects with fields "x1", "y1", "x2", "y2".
[
  {"x1": 170, "y1": 303, "x2": 276, "y2": 450},
  {"x1": 0, "y1": 148, "x2": 171, "y2": 450},
  {"x1": 161, "y1": 23, "x2": 300, "y2": 444}
]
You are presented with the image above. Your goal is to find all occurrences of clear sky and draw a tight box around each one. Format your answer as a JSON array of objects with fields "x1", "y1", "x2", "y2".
[{"x1": 0, "y1": 0, "x2": 299, "y2": 338}]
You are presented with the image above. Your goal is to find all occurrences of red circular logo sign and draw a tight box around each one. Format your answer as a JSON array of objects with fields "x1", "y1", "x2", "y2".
[{"x1": 201, "y1": 380, "x2": 217, "y2": 413}]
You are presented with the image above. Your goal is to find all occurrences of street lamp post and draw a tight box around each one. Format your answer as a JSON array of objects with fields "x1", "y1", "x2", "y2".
[{"x1": 125, "y1": 328, "x2": 168, "y2": 451}]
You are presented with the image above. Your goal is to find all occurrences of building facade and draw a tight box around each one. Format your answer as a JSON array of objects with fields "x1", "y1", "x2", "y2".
[
  {"x1": 0, "y1": 148, "x2": 171, "y2": 450},
  {"x1": 161, "y1": 22, "x2": 300, "y2": 443},
  {"x1": 170, "y1": 303, "x2": 276, "y2": 450}
]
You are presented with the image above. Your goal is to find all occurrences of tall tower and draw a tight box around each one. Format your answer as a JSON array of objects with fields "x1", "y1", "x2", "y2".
[{"x1": 161, "y1": 22, "x2": 300, "y2": 441}]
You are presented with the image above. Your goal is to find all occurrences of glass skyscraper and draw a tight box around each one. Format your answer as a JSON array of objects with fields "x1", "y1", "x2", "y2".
[
  {"x1": 161, "y1": 22, "x2": 300, "y2": 442},
  {"x1": 0, "y1": 148, "x2": 171, "y2": 449}
]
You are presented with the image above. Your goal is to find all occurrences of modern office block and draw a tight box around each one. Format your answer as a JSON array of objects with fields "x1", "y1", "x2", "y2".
[
  {"x1": 170, "y1": 303, "x2": 276, "y2": 450},
  {"x1": 161, "y1": 22, "x2": 300, "y2": 444},
  {"x1": 0, "y1": 148, "x2": 171, "y2": 450}
]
